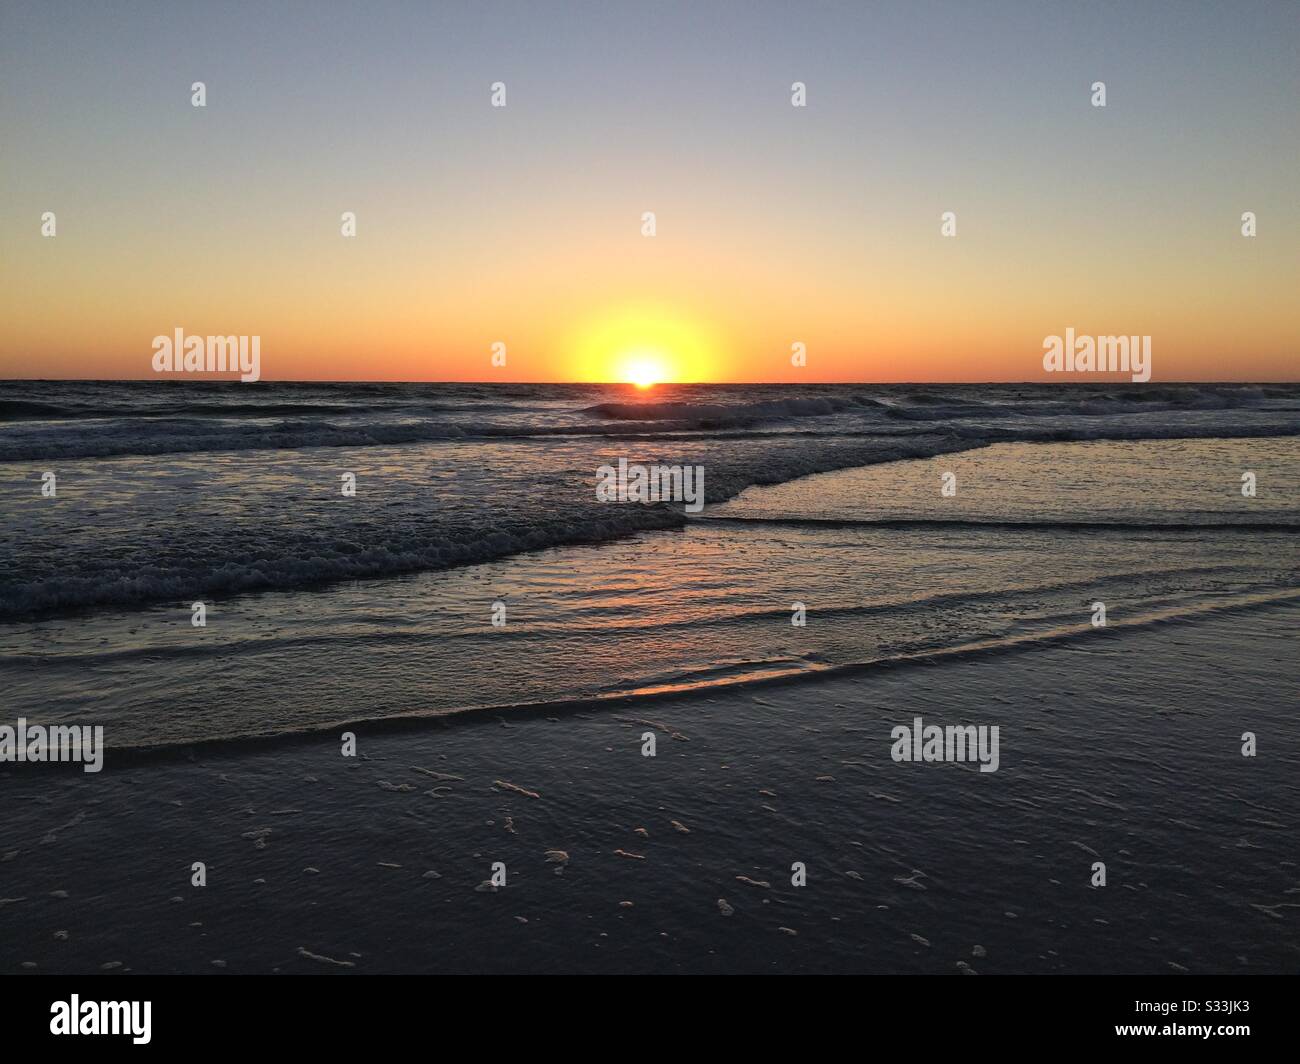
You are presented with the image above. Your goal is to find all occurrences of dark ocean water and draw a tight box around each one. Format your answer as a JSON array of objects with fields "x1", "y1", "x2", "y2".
[
  {"x1": 2, "y1": 381, "x2": 1298, "y2": 976},
  {"x1": 0, "y1": 380, "x2": 1296, "y2": 748}
]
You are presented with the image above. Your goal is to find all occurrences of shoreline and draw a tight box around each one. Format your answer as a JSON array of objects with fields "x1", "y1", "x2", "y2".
[
  {"x1": 3, "y1": 599, "x2": 1296, "y2": 974},
  {"x1": 3, "y1": 585, "x2": 1295, "y2": 765}
]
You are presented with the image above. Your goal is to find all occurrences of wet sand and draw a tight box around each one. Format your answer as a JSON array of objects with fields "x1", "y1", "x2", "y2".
[{"x1": 2, "y1": 601, "x2": 1297, "y2": 974}]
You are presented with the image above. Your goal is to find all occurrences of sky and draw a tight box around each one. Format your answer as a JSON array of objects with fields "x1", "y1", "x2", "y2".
[{"x1": 1, "y1": 0, "x2": 1297, "y2": 383}]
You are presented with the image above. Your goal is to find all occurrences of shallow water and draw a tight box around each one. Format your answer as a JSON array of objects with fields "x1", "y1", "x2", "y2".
[{"x1": 2, "y1": 433, "x2": 1295, "y2": 748}]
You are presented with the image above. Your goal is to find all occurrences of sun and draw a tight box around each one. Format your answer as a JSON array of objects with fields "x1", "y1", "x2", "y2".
[
  {"x1": 567, "y1": 303, "x2": 719, "y2": 384},
  {"x1": 623, "y1": 354, "x2": 665, "y2": 389}
]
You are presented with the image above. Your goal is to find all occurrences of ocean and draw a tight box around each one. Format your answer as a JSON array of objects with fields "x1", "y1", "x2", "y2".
[
  {"x1": 2, "y1": 378, "x2": 1299, "y2": 976},
  {"x1": 1, "y1": 379, "x2": 1297, "y2": 750}
]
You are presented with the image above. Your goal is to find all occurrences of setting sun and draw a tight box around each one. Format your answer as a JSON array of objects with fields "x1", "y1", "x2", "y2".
[
  {"x1": 622, "y1": 354, "x2": 666, "y2": 389},
  {"x1": 568, "y1": 303, "x2": 719, "y2": 384}
]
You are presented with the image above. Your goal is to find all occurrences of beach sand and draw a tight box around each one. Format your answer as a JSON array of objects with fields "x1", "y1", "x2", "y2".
[{"x1": 2, "y1": 600, "x2": 1296, "y2": 974}]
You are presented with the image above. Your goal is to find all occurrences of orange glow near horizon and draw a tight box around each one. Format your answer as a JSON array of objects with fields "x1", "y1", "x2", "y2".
[{"x1": 3, "y1": 235, "x2": 1298, "y2": 383}]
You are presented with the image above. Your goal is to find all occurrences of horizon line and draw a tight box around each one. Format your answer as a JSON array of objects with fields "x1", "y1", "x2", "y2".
[{"x1": 4, "y1": 377, "x2": 1299, "y2": 387}]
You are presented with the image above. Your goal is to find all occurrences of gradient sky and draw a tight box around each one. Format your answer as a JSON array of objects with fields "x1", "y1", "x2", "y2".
[{"x1": 2, "y1": 0, "x2": 1297, "y2": 383}]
